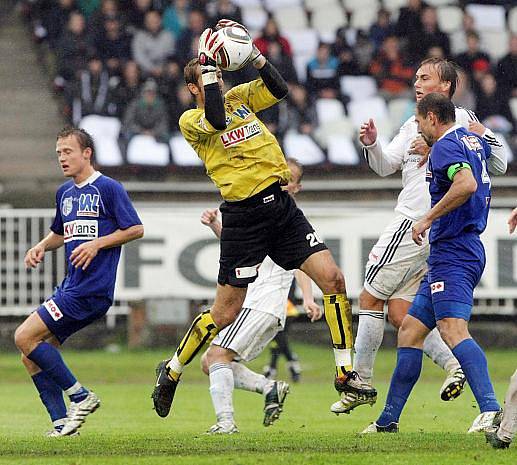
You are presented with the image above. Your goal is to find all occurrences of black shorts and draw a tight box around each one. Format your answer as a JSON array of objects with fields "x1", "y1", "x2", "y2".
[{"x1": 218, "y1": 182, "x2": 327, "y2": 287}]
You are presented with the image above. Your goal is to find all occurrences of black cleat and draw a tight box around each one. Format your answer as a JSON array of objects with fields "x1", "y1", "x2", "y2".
[
  {"x1": 263, "y1": 381, "x2": 290, "y2": 426},
  {"x1": 362, "y1": 422, "x2": 399, "y2": 433},
  {"x1": 151, "y1": 359, "x2": 178, "y2": 418},
  {"x1": 334, "y1": 371, "x2": 378, "y2": 398}
]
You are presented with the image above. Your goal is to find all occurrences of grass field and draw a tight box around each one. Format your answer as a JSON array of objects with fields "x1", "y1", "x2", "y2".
[{"x1": 0, "y1": 344, "x2": 515, "y2": 464}]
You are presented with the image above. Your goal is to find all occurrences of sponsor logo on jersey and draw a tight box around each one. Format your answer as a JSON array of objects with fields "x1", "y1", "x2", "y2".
[
  {"x1": 220, "y1": 120, "x2": 262, "y2": 148},
  {"x1": 263, "y1": 194, "x2": 274, "y2": 204},
  {"x1": 63, "y1": 220, "x2": 98, "y2": 243},
  {"x1": 62, "y1": 197, "x2": 73, "y2": 216},
  {"x1": 235, "y1": 263, "x2": 261, "y2": 279},
  {"x1": 77, "y1": 193, "x2": 100, "y2": 217},
  {"x1": 232, "y1": 104, "x2": 252, "y2": 120},
  {"x1": 43, "y1": 299, "x2": 63, "y2": 321},
  {"x1": 461, "y1": 135, "x2": 482, "y2": 152},
  {"x1": 430, "y1": 281, "x2": 444, "y2": 293}
]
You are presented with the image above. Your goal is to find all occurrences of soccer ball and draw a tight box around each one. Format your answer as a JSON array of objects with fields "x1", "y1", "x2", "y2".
[{"x1": 216, "y1": 26, "x2": 254, "y2": 71}]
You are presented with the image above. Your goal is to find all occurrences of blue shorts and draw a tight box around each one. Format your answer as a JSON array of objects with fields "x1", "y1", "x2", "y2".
[
  {"x1": 408, "y1": 255, "x2": 484, "y2": 330},
  {"x1": 37, "y1": 290, "x2": 111, "y2": 343}
]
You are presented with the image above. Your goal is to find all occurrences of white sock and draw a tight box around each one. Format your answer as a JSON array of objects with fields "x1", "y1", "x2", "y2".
[
  {"x1": 231, "y1": 361, "x2": 270, "y2": 394},
  {"x1": 208, "y1": 362, "x2": 234, "y2": 424},
  {"x1": 167, "y1": 354, "x2": 183, "y2": 376},
  {"x1": 353, "y1": 310, "x2": 385, "y2": 383},
  {"x1": 423, "y1": 328, "x2": 460, "y2": 373},
  {"x1": 499, "y1": 370, "x2": 517, "y2": 442}
]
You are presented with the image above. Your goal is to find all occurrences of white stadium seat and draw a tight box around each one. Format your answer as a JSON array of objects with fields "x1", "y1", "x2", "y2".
[
  {"x1": 510, "y1": 97, "x2": 517, "y2": 123},
  {"x1": 509, "y1": 7, "x2": 517, "y2": 35},
  {"x1": 126, "y1": 135, "x2": 170, "y2": 166},
  {"x1": 340, "y1": 76, "x2": 377, "y2": 101},
  {"x1": 327, "y1": 134, "x2": 359, "y2": 165},
  {"x1": 480, "y1": 30, "x2": 509, "y2": 61},
  {"x1": 426, "y1": 0, "x2": 458, "y2": 6},
  {"x1": 315, "y1": 98, "x2": 345, "y2": 125},
  {"x1": 348, "y1": 96, "x2": 390, "y2": 133},
  {"x1": 343, "y1": 0, "x2": 379, "y2": 12},
  {"x1": 263, "y1": 0, "x2": 302, "y2": 11},
  {"x1": 388, "y1": 98, "x2": 413, "y2": 129},
  {"x1": 383, "y1": 0, "x2": 407, "y2": 15},
  {"x1": 241, "y1": 6, "x2": 268, "y2": 33},
  {"x1": 79, "y1": 115, "x2": 123, "y2": 166},
  {"x1": 311, "y1": 6, "x2": 347, "y2": 37},
  {"x1": 305, "y1": 0, "x2": 341, "y2": 9},
  {"x1": 230, "y1": 0, "x2": 262, "y2": 7},
  {"x1": 283, "y1": 131, "x2": 326, "y2": 165},
  {"x1": 293, "y1": 54, "x2": 312, "y2": 82},
  {"x1": 314, "y1": 117, "x2": 355, "y2": 148},
  {"x1": 283, "y1": 29, "x2": 319, "y2": 60},
  {"x1": 436, "y1": 6, "x2": 463, "y2": 34},
  {"x1": 466, "y1": 4, "x2": 506, "y2": 32},
  {"x1": 273, "y1": 6, "x2": 308, "y2": 31},
  {"x1": 170, "y1": 135, "x2": 203, "y2": 167},
  {"x1": 350, "y1": 9, "x2": 378, "y2": 31}
]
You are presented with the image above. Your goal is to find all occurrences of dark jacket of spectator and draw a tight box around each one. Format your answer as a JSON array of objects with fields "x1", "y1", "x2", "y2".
[
  {"x1": 175, "y1": 9, "x2": 206, "y2": 63},
  {"x1": 407, "y1": 6, "x2": 449, "y2": 64},
  {"x1": 496, "y1": 35, "x2": 517, "y2": 98},
  {"x1": 96, "y1": 18, "x2": 132, "y2": 73},
  {"x1": 207, "y1": 0, "x2": 242, "y2": 25},
  {"x1": 266, "y1": 42, "x2": 298, "y2": 85},
  {"x1": 475, "y1": 73, "x2": 515, "y2": 133},
  {"x1": 369, "y1": 9, "x2": 396, "y2": 51},
  {"x1": 396, "y1": 0, "x2": 427, "y2": 38},
  {"x1": 454, "y1": 32, "x2": 491, "y2": 78},
  {"x1": 112, "y1": 60, "x2": 142, "y2": 117},
  {"x1": 36, "y1": 0, "x2": 75, "y2": 49},
  {"x1": 286, "y1": 85, "x2": 318, "y2": 134}
]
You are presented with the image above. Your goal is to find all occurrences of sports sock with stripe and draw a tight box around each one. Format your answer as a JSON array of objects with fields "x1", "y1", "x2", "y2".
[
  {"x1": 353, "y1": 310, "x2": 385, "y2": 383},
  {"x1": 167, "y1": 310, "x2": 219, "y2": 381},
  {"x1": 323, "y1": 293, "x2": 353, "y2": 375},
  {"x1": 31, "y1": 371, "x2": 67, "y2": 423},
  {"x1": 451, "y1": 338, "x2": 500, "y2": 413},
  {"x1": 231, "y1": 361, "x2": 269, "y2": 393},
  {"x1": 209, "y1": 362, "x2": 234, "y2": 424},
  {"x1": 377, "y1": 347, "x2": 423, "y2": 427}
]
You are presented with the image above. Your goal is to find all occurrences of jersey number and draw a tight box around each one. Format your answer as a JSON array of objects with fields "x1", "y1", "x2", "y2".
[{"x1": 306, "y1": 232, "x2": 323, "y2": 248}]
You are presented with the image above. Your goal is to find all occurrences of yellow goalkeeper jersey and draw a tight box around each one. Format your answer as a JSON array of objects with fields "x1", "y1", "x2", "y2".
[{"x1": 179, "y1": 79, "x2": 290, "y2": 201}]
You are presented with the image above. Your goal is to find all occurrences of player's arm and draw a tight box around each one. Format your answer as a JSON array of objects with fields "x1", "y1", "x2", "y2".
[
  {"x1": 24, "y1": 232, "x2": 64, "y2": 269},
  {"x1": 295, "y1": 270, "x2": 322, "y2": 322},
  {"x1": 200, "y1": 208, "x2": 222, "y2": 239},
  {"x1": 360, "y1": 118, "x2": 407, "y2": 176},
  {"x1": 412, "y1": 165, "x2": 476, "y2": 245}
]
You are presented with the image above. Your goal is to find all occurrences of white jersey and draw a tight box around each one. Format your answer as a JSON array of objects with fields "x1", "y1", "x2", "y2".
[
  {"x1": 242, "y1": 255, "x2": 295, "y2": 328},
  {"x1": 362, "y1": 107, "x2": 508, "y2": 221}
]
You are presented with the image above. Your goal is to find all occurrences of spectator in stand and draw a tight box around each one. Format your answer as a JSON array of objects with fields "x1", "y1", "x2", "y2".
[
  {"x1": 132, "y1": 10, "x2": 175, "y2": 78},
  {"x1": 163, "y1": 0, "x2": 190, "y2": 39},
  {"x1": 396, "y1": 0, "x2": 427, "y2": 39},
  {"x1": 127, "y1": 0, "x2": 153, "y2": 31},
  {"x1": 123, "y1": 78, "x2": 170, "y2": 143},
  {"x1": 352, "y1": 30, "x2": 375, "y2": 74},
  {"x1": 254, "y1": 18, "x2": 292, "y2": 58},
  {"x1": 452, "y1": 69, "x2": 476, "y2": 112},
  {"x1": 113, "y1": 60, "x2": 142, "y2": 117},
  {"x1": 286, "y1": 84, "x2": 318, "y2": 136},
  {"x1": 169, "y1": 85, "x2": 194, "y2": 132},
  {"x1": 306, "y1": 42, "x2": 340, "y2": 100},
  {"x1": 175, "y1": 9, "x2": 206, "y2": 64},
  {"x1": 208, "y1": 0, "x2": 242, "y2": 25},
  {"x1": 369, "y1": 9, "x2": 396, "y2": 52},
  {"x1": 87, "y1": 0, "x2": 121, "y2": 37},
  {"x1": 369, "y1": 35, "x2": 414, "y2": 99},
  {"x1": 475, "y1": 72, "x2": 515, "y2": 134},
  {"x1": 454, "y1": 31, "x2": 490, "y2": 79},
  {"x1": 496, "y1": 34, "x2": 517, "y2": 99},
  {"x1": 95, "y1": 17, "x2": 131, "y2": 75},
  {"x1": 66, "y1": 54, "x2": 117, "y2": 125},
  {"x1": 427, "y1": 45, "x2": 445, "y2": 60},
  {"x1": 77, "y1": 0, "x2": 101, "y2": 18},
  {"x1": 332, "y1": 28, "x2": 360, "y2": 76},
  {"x1": 450, "y1": 12, "x2": 476, "y2": 55},
  {"x1": 55, "y1": 11, "x2": 93, "y2": 86},
  {"x1": 407, "y1": 6, "x2": 449, "y2": 65},
  {"x1": 265, "y1": 41, "x2": 298, "y2": 86},
  {"x1": 34, "y1": 0, "x2": 76, "y2": 49}
]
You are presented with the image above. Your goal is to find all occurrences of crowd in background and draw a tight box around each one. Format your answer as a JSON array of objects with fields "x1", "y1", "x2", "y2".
[{"x1": 19, "y1": 0, "x2": 517, "y2": 168}]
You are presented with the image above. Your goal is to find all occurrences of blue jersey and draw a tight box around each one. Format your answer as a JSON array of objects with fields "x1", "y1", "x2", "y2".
[
  {"x1": 50, "y1": 172, "x2": 141, "y2": 303},
  {"x1": 426, "y1": 125, "x2": 492, "y2": 245}
]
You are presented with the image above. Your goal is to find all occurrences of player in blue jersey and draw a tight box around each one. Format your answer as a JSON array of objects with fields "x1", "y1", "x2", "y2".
[
  {"x1": 362, "y1": 93, "x2": 501, "y2": 434},
  {"x1": 14, "y1": 127, "x2": 144, "y2": 437}
]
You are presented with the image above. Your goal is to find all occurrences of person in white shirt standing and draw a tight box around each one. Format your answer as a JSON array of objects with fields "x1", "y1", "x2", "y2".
[
  {"x1": 199, "y1": 158, "x2": 322, "y2": 434},
  {"x1": 332, "y1": 57, "x2": 508, "y2": 414}
]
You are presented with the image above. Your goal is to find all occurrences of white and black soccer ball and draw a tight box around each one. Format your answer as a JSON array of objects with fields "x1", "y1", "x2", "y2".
[{"x1": 216, "y1": 26, "x2": 254, "y2": 71}]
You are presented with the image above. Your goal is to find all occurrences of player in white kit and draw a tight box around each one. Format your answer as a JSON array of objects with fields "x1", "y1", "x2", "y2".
[
  {"x1": 200, "y1": 159, "x2": 322, "y2": 434},
  {"x1": 332, "y1": 57, "x2": 508, "y2": 414}
]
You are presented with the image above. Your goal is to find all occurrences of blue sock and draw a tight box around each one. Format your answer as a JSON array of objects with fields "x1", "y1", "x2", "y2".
[
  {"x1": 31, "y1": 371, "x2": 67, "y2": 422},
  {"x1": 377, "y1": 347, "x2": 423, "y2": 427},
  {"x1": 27, "y1": 342, "x2": 88, "y2": 402},
  {"x1": 452, "y1": 338, "x2": 500, "y2": 413}
]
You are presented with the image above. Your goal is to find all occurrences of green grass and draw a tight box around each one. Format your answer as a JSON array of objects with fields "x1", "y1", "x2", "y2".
[{"x1": 0, "y1": 345, "x2": 515, "y2": 464}]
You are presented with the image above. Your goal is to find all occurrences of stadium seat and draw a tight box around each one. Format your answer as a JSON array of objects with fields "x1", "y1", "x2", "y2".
[
  {"x1": 263, "y1": 0, "x2": 302, "y2": 10},
  {"x1": 426, "y1": 0, "x2": 458, "y2": 6},
  {"x1": 480, "y1": 30, "x2": 509, "y2": 61},
  {"x1": 465, "y1": 4, "x2": 506, "y2": 32},
  {"x1": 315, "y1": 98, "x2": 346, "y2": 125},
  {"x1": 305, "y1": 0, "x2": 341, "y2": 9},
  {"x1": 509, "y1": 7, "x2": 517, "y2": 35},
  {"x1": 327, "y1": 134, "x2": 360, "y2": 165},
  {"x1": 126, "y1": 135, "x2": 170, "y2": 166},
  {"x1": 314, "y1": 117, "x2": 355, "y2": 148},
  {"x1": 230, "y1": 0, "x2": 262, "y2": 6},
  {"x1": 348, "y1": 96, "x2": 391, "y2": 133},
  {"x1": 388, "y1": 98, "x2": 414, "y2": 128},
  {"x1": 350, "y1": 9, "x2": 378, "y2": 31},
  {"x1": 283, "y1": 131, "x2": 326, "y2": 165},
  {"x1": 283, "y1": 29, "x2": 319, "y2": 61},
  {"x1": 436, "y1": 6, "x2": 463, "y2": 34},
  {"x1": 383, "y1": 0, "x2": 407, "y2": 15},
  {"x1": 293, "y1": 55, "x2": 311, "y2": 82},
  {"x1": 510, "y1": 97, "x2": 517, "y2": 122},
  {"x1": 343, "y1": 0, "x2": 379, "y2": 12},
  {"x1": 273, "y1": 6, "x2": 308, "y2": 31},
  {"x1": 340, "y1": 76, "x2": 377, "y2": 101},
  {"x1": 169, "y1": 135, "x2": 203, "y2": 167},
  {"x1": 311, "y1": 6, "x2": 348, "y2": 38},
  {"x1": 79, "y1": 115, "x2": 123, "y2": 166},
  {"x1": 241, "y1": 6, "x2": 268, "y2": 33}
]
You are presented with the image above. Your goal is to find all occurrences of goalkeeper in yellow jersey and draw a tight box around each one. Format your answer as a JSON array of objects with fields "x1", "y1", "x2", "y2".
[{"x1": 152, "y1": 19, "x2": 377, "y2": 418}]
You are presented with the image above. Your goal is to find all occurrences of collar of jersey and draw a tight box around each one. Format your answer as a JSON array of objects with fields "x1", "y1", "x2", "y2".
[
  {"x1": 437, "y1": 124, "x2": 462, "y2": 142},
  {"x1": 75, "y1": 171, "x2": 102, "y2": 188}
]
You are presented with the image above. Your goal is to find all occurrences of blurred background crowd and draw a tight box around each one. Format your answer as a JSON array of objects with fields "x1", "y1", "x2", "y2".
[{"x1": 17, "y1": 0, "x2": 517, "y2": 171}]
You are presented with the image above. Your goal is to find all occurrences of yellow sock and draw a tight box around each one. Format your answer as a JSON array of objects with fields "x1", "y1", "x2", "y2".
[
  {"x1": 324, "y1": 294, "x2": 353, "y2": 375},
  {"x1": 167, "y1": 310, "x2": 219, "y2": 381}
]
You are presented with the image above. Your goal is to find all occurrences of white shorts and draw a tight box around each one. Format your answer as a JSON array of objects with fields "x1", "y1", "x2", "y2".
[
  {"x1": 211, "y1": 308, "x2": 281, "y2": 362},
  {"x1": 363, "y1": 214, "x2": 429, "y2": 302}
]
